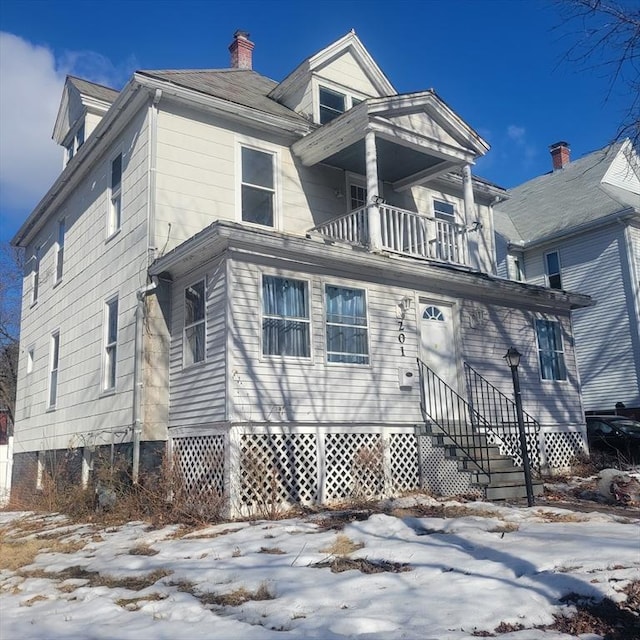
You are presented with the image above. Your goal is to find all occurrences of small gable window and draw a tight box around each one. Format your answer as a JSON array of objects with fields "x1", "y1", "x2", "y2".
[
  {"x1": 545, "y1": 251, "x2": 562, "y2": 290},
  {"x1": 318, "y1": 85, "x2": 364, "y2": 125}
]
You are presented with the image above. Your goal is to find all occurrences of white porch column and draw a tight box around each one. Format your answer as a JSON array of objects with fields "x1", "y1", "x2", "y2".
[
  {"x1": 365, "y1": 130, "x2": 382, "y2": 251},
  {"x1": 462, "y1": 164, "x2": 478, "y2": 268}
]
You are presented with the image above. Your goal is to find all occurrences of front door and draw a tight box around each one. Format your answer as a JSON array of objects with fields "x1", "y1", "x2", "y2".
[{"x1": 419, "y1": 302, "x2": 459, "y2": 419}]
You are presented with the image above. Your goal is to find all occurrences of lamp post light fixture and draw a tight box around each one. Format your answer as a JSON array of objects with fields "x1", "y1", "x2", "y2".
[{"x1": 503, "y1": 347, "x2": 535, "y2": 506}]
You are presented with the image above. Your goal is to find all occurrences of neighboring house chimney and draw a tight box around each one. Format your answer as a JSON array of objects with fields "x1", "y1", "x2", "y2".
[
  {"x1": 550, "y1": 141, "x2": 570, "y2": 171},
  {"x1": 229, "y1": 30, "x2": 254, "y2": 70}
]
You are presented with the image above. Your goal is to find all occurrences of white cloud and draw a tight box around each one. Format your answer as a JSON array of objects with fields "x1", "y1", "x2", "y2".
[
  {"x1": 0, "y1": 33, "x2": 136, "y2": 241},
  {"x1": 507, "y1": 124, "x2": 526, "y2": 143},
  {"x1": 0, "y1": 33, "x2": 63, "y2": 217}
]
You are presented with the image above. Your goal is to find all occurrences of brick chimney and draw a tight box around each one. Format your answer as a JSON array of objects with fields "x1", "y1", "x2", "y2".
[
  {"x1": 229, "y1": 30, "x2": 254, "y2": 70},
  {"x1": 550, "y1": 141, "x2": 570, "y2": 171}
]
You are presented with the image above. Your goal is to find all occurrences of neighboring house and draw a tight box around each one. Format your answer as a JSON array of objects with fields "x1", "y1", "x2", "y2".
[
  {"x1": 495, "y1": 141, "x2": 640, "y2": 420},
  {"x1": 11, "y1": 31, "x2": 592, "y2": 514}
]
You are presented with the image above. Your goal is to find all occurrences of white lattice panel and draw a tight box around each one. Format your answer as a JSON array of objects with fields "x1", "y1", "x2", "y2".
[
  {"x1": 544, "y1": 432, "x2": 587, "y2": 470},
  {"x1": 239, "y1": 433, "x2": 318, "y2": 508},
  {"x1": 325, "y1": 433, "x2": 384, "y2": 500},
  {"x1": 390, "y1": 434, "x2": 420, "y2": 492},
  {"x1": 487, "y1": 431, "x2": 541, "y2": 469},
  {"x1": 419, "y1": 435, "x2": 480, "y2": 497},
  {"x1": 172, "y1": 435, "x2": 225, "y2": 497}
]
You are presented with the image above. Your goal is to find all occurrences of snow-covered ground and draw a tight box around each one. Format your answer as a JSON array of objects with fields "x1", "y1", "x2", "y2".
[{"x1": 1, "y1": 493, "x2": 639, "y2": 640}]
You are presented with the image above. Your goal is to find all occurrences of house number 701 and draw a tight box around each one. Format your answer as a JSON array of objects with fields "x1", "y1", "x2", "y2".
[{"x1": 398, "y1": 320, "x2": 406, "y2": 356}]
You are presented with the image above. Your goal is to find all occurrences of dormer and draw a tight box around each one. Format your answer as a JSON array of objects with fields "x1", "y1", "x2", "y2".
[
  {"x1": 53, "y1": 76, "x2": 119, "y2": 167},
  {"x1": 269, "y1": 30, "x2": 396, "y2": 124}
]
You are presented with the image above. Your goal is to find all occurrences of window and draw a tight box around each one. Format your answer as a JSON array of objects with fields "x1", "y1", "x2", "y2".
[
  {"x1": 318, "y1": 86, "x2": 363, "y2": 125},
  {"x1": 65, "y1": 121, "x2": 85, "y2": 164},
  {"x1": 104, "y1": 298, "x2": 118, "y2": 390},
  {"x1": 108, "y1": 153, "x2": 122, "y2": 236},
  {"x1": 512, "y1": 255, "x2": 525, "y2": 282},
  {"x1": 434, "y1": 200, "x2": 456, "y2": 220},
  {"x1": 536, "y1": 319, "x2": 567, "y2": 381},
  {"x1": 545, "y1": 251, "x2": 562, "y2": 289},
  {"x1": 319, "y1": 87, "x2": 346, "y2": 124},
  {"x1": 31, "y1": 245, "x2": 41, "y2": 305},
  {"x1": 27, "y1": 347, "x2": 34, "y2": 374},
  {"x1": 55, "y1": 219, "x2": 65, "y2": 283},
  {"x1": 350, "y1": 184, "x2": 367, "y2": 211},
  {"x1": 49, "y1": 331, "x2": 60, "y2": 408},
  {"x1": 262, "y1": 276, "x2": 310, "y2": 358},
  {"x1": 325, "y1": 285, "x2": 369, "y2": 364},
  {"x1": 241, "y1": 146, "x2": 275, "y2": 227},
  {"x1": 184, "y1": 281, "x2": 205, "y2": 366}
]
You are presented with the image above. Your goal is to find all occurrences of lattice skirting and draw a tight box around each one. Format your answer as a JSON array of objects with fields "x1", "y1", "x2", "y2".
[{"x1": 169, "y1": 425, "x2": 588, "y2": 516}]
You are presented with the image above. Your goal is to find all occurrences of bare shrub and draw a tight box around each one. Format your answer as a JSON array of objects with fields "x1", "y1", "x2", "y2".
[
  {"x1": 240, "y1": 449, "x2": 286, "y2": 520},
  {"x1": 351, "y1": 441, "x2": 384, "y2": 500}
]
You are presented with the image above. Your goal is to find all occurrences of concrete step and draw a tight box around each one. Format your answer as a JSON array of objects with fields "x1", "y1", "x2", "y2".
[{"x1": 485, "y1": 481, "x2": 544, "y2": 501}]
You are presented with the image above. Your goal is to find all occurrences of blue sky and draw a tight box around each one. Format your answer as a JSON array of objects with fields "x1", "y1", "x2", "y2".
[{"x1": 0, "y1": 0, "x2": 632, "y2": 243}]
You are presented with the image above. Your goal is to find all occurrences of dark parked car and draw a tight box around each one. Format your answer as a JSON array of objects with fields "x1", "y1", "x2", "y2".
[{"x1": 586, "y1": 416, "x2": 640, "y2": 465}]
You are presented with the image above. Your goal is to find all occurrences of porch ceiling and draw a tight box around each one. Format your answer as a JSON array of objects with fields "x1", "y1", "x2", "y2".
[{"x1": 291, "y1": 91, "x2": 489, "y2": 190}]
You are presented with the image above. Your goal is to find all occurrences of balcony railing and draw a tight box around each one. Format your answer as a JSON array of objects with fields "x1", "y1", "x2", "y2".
[{"x1": 309, "y1": 204, "x2": 468, "y2": 265}]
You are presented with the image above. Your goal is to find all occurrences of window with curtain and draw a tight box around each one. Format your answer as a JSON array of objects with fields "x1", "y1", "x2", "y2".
[
  {"x1": 184, "y1": 280, "x2": 206, "y2": 366},
  {"x1": 536, "y1": 319, "x2": 566, "y2": 381},
  {"x1": 325, "y1": 285, "x2": 369, "y2": 364},
  {"x1": 262, "y1": 276, "x2": 310, "y2": 358}
]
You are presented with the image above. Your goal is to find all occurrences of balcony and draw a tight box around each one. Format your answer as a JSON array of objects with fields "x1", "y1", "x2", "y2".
[{"x1": 309, "y1": 204, "x2": 468, "y2": 266}]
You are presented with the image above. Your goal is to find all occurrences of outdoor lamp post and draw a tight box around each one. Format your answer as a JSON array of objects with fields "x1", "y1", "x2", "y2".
[{"x1": 504, "y1": 347, "x2": 535, "y2": 506}]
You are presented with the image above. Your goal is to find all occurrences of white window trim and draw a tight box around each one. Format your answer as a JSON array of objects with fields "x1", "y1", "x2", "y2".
[
  {"x1": 535, "y1": 316, "x2": 567, "y2": 383},
  {"x1": 31, "y1": 245, "x2": 41, "y2": 307},
  {"x1": 312, "y1": 76, "x2": 367, "y2": 125},
  {"x1": 26, "y1": 346, "x2": 35, "y2": 374},
  {"x1": 63, "y1": 119, "x2": 85, "y2": 166},
  {"x1": 544, "y1": 250, "x2": 562, "y2": 289},
  {"x1": 323, "y1": 282, "x2": 371, "y2": 367},
  {"x1": 54, "y1": 217, "x2": 65, "y2": 286},
  {"x1": 235, "y1": 136, "x2": 281, "y2": 230},
  {"x1": 345, "y1": 172, "x2": 383, "y2": 213},
  {"x1": 183, "y1": 279, "x2": 207, "y2": 369},
  {"x1": 432, "y1": 196, "x2": 458, "y2": 221},
  {"x1": 103, "y1": 296, "x2": 119, "y2": 392},
  {"x1": 259, "y1": 273, "x2": 313, "y2": 362},
  {"x1": 107, "y1": 151, "x2": 123, "y2": 239},
  {"x1": 48, "y1": 330, "x2": 60, "y2": 410}
]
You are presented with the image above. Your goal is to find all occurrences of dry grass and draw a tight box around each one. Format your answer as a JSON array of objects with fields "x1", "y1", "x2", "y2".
[
  {"x1": 259, "y1": 546, "x2": 286, "y2": 555},
  {"x1": 0, "y1": 529, "x2": 88, "y2": 572},
  {"x1": 321, "y1": 534, "x2": 364, "y2": 557},
  {"x1": 20, "y1": 595, "x2": 48, "y2": 607},
  {"x1": 127, "y1": 544, "x2": 158, "y2": 556},
  {"x1": 170, "y1": 579, "x2": 275, "y2": 607},
  {"x1": 115, "y1": 593, "x2": 168, "y2": 610},
  {"x1": 313, "y1": 557, "x2": 411, "y2": 574}
]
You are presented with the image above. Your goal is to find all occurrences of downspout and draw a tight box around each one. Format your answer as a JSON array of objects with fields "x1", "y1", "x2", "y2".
[{"x1": 132, "y1": 90, "x2": 161, "y2": 484}]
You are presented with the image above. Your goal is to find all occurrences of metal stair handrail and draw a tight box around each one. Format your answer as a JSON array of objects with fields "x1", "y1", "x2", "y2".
[
  {"x1": 417, "y1": 358, "x2": 493, "y2": 477},
  {"x1": 464, "y1": 362, "x2": 541, "y2": 473}
]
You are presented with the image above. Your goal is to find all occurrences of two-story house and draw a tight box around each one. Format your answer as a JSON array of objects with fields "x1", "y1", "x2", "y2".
[
  {"x1": 495, "y1": 141, "x2": 640, "y2": 419},
  {"x1": 11, "y1": 31, "x2": 592, "y2": 514}
]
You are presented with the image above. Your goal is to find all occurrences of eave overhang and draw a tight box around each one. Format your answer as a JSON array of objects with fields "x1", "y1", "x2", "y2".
[
  {"x1": 291, "y1": 92, "x2": 490, "y2": 191},
  {"x1": 149, "y1": 221, "x2": 592, "y2": 312}
]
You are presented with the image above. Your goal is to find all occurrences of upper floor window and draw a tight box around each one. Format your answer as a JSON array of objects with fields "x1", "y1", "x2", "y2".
[
  {"x1": 49, "y1": 331, "x2": 60, "y2": 408},
  {"x1": 104, "y1": 297, "x2": 118, "y2": 390},
  {"x1": 27, "y1": 347, "x2": 35, "y2": 374},
  {"x1": 536, "y1": 319, "x2": 566, "y2": 381},
  {"x1": 55, "y1": 218, "x2": 65, "y2": 284},
  {"x1": 433, "y1": 200, "x2": 456, "y2": 221},
  {"x1": 318, "y1": 86, "x2": 363, "y2": 125},
  {"x1": 31, "y1": 245, "x2": 41, "y2": 305},
  {"x1": 262, "y1": 275, "x2": 310, "y2": 358},
  {"x1": 545, "y1": 251, "x2": 562, "y2": 289},
  {"x1": 108, "y1": 153, "x2": 122, "y2": 236},
  {"x1": 184, "y1": 280, "x2": 206, "y2": 366},
  {"x1": 512, "y1": 255, "x2": 525, "y2": 282},
  {"x1": 64, "y1": 121, "x2": 85, "y2": 164},
  {"x1": 241, "y1": 146, "x2": 275, "y2": 227},
  {"x1": 325, "y1": 285, "x2": 369, "y2": 364}
]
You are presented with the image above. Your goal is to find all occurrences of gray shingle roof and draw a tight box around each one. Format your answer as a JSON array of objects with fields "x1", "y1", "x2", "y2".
[
  {"x1": 137, "y1": 68, "x2": 310, "y2": 125},
  {"x1": 67, "y1": 76, "x2": 120, "y2": 104},
  {"x1": 496, "y1": 143, "x2": 628, "y2": 244}
]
